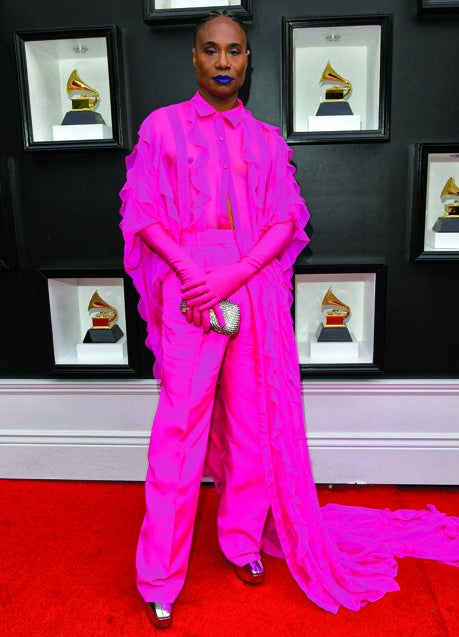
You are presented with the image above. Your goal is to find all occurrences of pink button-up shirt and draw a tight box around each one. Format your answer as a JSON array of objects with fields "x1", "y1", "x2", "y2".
[{"x1": 186, "y1": 92, "x2": 248, "y2": 230}]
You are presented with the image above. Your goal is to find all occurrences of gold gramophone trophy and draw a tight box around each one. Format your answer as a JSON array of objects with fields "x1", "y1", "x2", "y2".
[
  {"x1": 432, "y1": 177, "x2": 459, "y2": 233},
  {"x1": 83, "y1": 291, "x2": 123, "y2": 343},
  {"x1": 315, "y1": 61, "x2": 354, "y2": 116},
  {"x1": 61, "y1": 69, "x2": 106, "y2": 126},
  {"x1": 317, "y1": 288, "x2": 352, "y2": 342}
]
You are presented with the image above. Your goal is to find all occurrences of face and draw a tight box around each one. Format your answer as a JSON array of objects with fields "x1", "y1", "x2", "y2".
[{"x1": 193, "y1": 17, "x2": 249, "y2": 111}]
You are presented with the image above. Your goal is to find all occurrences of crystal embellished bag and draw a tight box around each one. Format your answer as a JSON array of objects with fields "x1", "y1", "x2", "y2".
[{"x1": 180, "y1": 299, "x2": 240, "y2": 335}]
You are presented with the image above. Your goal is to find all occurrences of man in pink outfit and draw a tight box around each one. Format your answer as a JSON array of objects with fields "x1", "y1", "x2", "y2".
[
  {"x1": 121, "y1": 11, "x2": 309, "y2": 628},
  {"x1": 121, "y1": 8, "x2": 459, "y2": 632}
]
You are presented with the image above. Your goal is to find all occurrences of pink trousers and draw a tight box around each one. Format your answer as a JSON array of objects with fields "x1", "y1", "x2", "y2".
[{"x1": 136, "y1": 230, "x2": 270, "y2": 603}]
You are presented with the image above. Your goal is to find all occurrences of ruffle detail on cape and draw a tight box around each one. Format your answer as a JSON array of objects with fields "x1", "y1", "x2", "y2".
[
  {"x1": 264, "y1": 136, "x2": 310, "y2": 304},
  {"x1": 240, "y1": 124, "x2": 310, "y2": 303},
  {"x1": 119, "y1": 111, "x2": 182, "y2": 376},
  {"x1": 121, "y1": 113, "x2": 182, "y2": 247},
  {"x1": 323, "y1": 503, "x2": 459, "y2": 566}
]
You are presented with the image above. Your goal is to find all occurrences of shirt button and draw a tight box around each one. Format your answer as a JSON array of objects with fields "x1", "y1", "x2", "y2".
[
  {"x1": 223, "y1": 165, "x2": 228, "y2": 170},
  {"x1": 219, "y1": 136, "x2": 224, "y2": 142}
]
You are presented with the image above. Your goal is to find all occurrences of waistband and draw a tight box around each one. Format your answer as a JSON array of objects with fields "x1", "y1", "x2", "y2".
[{"x1": 180, "y1": 229, "x2": 237, "y2": 246}]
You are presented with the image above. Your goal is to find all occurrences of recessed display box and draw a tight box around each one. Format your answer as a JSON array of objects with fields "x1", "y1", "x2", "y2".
[
  {"x1": 411, "y1": 143, "x2": 459, "y2": 261},
  {"x1": 14, "y1": 26, "x2": 126, "y2": 151},
  {"x1": 293, "y1": 264, "x2": 386, "y2": 376},
  {"x1": 39, "y1": 269, "x2": 139, "y2": 377},
  {"x1": 282, "y1": 15, "x2": 392, "y2": 144},
  {"x1": 143, "y1": 0, "x2": 252, "y2": 26},
  {"x1": 418, "y1": 0, "x2": 459, "y2": 16}
]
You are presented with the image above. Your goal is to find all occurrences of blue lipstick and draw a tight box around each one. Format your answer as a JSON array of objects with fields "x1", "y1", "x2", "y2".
[{"x1": 213, "y1": 75, "x2": 233, "y2": 84}]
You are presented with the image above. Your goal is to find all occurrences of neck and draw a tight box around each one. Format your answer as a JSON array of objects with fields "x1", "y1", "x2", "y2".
[{"x1": 197, "y1": 87, "x2": 238, "y2": 112}]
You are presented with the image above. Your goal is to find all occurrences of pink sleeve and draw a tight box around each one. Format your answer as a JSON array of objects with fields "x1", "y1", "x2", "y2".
[
  {"x1": 119, "y1": 113, "x2": 178, "y2": 373},
  {"x1": 263, "y1": 132, "x2": 310, "y2": 288},
  {"x1": 119, "y1": 114, "x2": 179, "y2": 273}
]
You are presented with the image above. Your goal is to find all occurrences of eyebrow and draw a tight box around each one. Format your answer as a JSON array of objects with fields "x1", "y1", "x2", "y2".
[{"x1": 200, "y1": 40, "x2": 244, "y2": 48}]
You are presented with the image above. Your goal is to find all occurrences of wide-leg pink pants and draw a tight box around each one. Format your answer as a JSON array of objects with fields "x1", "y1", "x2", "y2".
[{"x1": 136, "y1": 230, "x2": 270, "y2": 603}]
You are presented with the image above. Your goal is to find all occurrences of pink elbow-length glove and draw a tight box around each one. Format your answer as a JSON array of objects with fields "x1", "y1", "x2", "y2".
[
  {"x1": 139, "y1": 223, "x2": 225, "y2": 332},
  {"x1": 181, "y1": 221, "x2": 294, "y2": 311}
]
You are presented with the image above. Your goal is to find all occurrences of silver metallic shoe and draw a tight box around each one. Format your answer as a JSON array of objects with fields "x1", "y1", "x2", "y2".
[
  {"x1": 146, "y1": 602, "x2": 173, "y2": 629},
  {"x1": 234, "y1": 558, "x2": 265, "y2": 584}
]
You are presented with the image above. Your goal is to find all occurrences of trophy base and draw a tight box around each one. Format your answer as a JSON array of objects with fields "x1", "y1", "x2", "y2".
[
  {"x1": 310, "y1": 338, "x2": 360, "y2": 362},
  {"x1": 84, "y1": 325, "x2": 124, "y2": 343},
  {"x1": 76, "y1": 337, "x2": 127, "y2": 363},
  {"x1": 317, "y1": 325, "x2": 352, "y2": 342},
  {"x1": 315, "y1": 101, "x2": 354, "y2": 116},
  {"x1": 432, "y1": 216, "x2": 459, "y2": 232},
  {"x1": 61, "y1": 110, "x2": 106, "y2": 125},
  {"x1": 308, "y1": 114, "x2": 361, "y2": 132},
  {"x1": 52, "y1": 123, "x2": 113, "y2": 141},
  {"x1": 425, "y1": 228, "x2": 459, "y2": 250}
]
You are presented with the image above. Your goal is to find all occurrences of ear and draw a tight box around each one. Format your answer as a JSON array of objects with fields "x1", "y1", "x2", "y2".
[
  {"x1": 192, "y1": 47, "x2": 197, "y2": 69},
  {"x1": 244, "y1": 49, "x2": 250, "y2": 69}
]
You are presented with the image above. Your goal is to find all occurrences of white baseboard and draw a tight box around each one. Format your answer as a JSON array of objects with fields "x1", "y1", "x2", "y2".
[{"x1": 1, "y1": 379, "x2": 458, "y2": 484}]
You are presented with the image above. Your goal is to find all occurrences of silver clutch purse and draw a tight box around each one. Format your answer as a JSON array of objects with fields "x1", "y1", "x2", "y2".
[{"x1": 180, "y1": 299, "x2": 240, "y2": 335}]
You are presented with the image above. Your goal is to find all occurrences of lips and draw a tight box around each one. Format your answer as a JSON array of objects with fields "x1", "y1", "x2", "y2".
[{"x1": 213, "y1": 75, "x2": 233, "y2": 84}]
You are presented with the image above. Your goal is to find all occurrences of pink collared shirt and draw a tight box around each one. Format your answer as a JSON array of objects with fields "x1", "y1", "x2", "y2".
[{"x1": 185, "y1": 92, "x2": 248, "y2": 230}]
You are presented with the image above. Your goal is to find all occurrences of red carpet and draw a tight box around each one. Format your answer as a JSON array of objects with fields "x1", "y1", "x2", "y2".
[{"x1": 0, "y1": 480, "x2": 458, "y2": 636}]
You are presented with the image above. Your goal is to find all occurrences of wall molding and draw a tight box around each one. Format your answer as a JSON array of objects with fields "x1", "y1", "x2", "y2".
[{"x1": 1, "y1": 379, "x2": 458, "y2": 483}]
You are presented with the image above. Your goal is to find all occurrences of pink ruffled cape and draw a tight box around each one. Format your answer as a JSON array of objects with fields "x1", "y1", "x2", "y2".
[{"x1": 120, "y1": 94, "x2": 459, "y2": 614}]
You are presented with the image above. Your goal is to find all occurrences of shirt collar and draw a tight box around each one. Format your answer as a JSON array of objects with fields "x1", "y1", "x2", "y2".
[{"x1": 190, "y1": 91, "x2": 246, "y2": 127}]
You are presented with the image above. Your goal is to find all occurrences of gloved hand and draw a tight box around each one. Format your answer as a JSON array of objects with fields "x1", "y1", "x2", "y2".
[
  {"x1": 185, "y1": 306, "x2": 211, "y2": 331},
  {"x1": 181, "y1": 262, "x2": 251, "y2": 310},
  {"x1": 182, "y1": 221, "x2": 294, "y2": 311},
  {"x1": 139, "y1": 223, "x2": 225, "y2": 333},
  {"x1": 184, "y1": 305, "x2": 226, "y2": 333},
  {"x1": 139, "y1": 223, "x2": 206, "y2": 290}
]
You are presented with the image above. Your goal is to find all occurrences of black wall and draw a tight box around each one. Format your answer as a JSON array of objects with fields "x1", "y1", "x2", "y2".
[{"x1": 1, "y1": 0, "x2": 458, "y2": 378}]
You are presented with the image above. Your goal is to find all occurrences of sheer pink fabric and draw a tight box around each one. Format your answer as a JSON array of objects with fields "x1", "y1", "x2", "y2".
[{"x1": 120, "y1": 93, "x2": 459, "y2": 614}]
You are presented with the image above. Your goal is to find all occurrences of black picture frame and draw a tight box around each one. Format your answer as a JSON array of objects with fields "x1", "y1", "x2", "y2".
[
  {"x1": 418, "y1": 0, "x2": 459, "y2": 16},
  {"x1": 411, "y1": 143, "x2": 459, "y2": 261},
  {"x1": 281, "y1": 15, "x2": 392, "y2": 144},
  {"x1": 14, "y1": 26, "x2": 127, "y2": 151},
  {"x1": 38, "y1": 268, "x2": 140, "y2": 377},
  {"x1": 293, "y1": 263, "x2": 386, "y2": 376},
  {"x1": 143, "y1": 0, "x2": 252, "y2": 26},
  {"x1": 0, "y1": 157, "x2": 18, "y2": 271}
]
